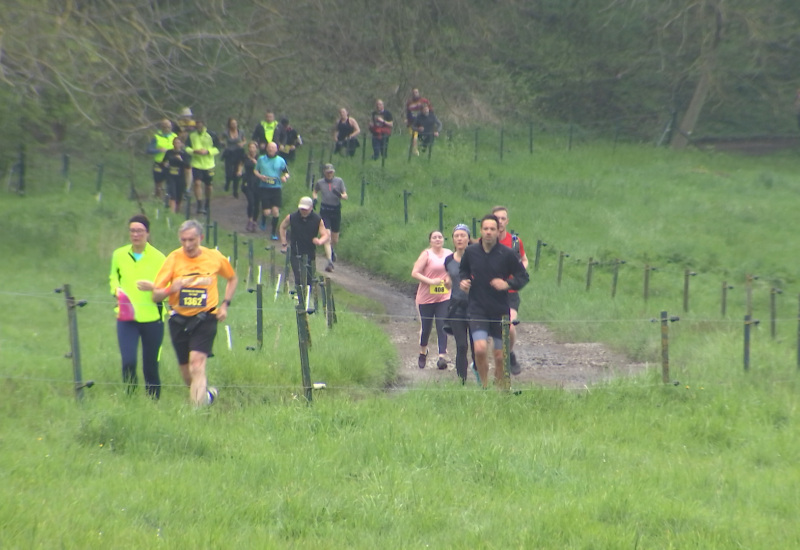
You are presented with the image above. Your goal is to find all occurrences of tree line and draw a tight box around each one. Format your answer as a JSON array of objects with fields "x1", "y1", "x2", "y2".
[{"x1": 2, "y1": 0, "x2": 798, "y2": 161}]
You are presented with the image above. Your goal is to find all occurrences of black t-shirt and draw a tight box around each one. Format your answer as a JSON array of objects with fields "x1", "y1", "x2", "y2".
[{"x1": 289, "y1": 210, "x2": 322, "y2": 257}]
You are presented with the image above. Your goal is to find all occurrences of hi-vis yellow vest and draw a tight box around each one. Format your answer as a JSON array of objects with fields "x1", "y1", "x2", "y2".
[{"x1": 153, "y1": 132, "x2": 177, "y2": 163}]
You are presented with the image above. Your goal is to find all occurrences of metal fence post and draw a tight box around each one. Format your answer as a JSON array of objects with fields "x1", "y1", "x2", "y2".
[{"x1": 56, "y1": 284, "x2": 92, "y2": 400}]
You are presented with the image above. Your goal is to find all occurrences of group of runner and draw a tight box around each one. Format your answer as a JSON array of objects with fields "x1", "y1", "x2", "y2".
[
  {"x1": 334, "y1": 88, "x2": 441, "y2": 160},
  {"x1": 110, "y1": 215, "x2": 237, "y2": 406},
  {"x1": 412, "y1": 206, "x2": 529, "y2": 388}
]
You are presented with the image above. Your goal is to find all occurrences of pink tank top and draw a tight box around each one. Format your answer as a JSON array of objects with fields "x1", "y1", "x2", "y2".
[{"x1": 415, "y1": 248, "x2": 452, "y2": 305}]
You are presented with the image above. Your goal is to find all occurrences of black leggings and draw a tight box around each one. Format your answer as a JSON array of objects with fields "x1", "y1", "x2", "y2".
[
  {"x1": 224, "y1": 154, "x2": 242, "y2": 194},
  {"x1": 418, "y1": 300, "x2": 449, "y2": 355},
  {"x1": 117, "y1": 319, "x2": 164, "y2": 398},
  {"x1": 449, "y1": 318, "x2": 473, "y2": 382},
  {"x1": 243, "y1": 183, "x2": 259, "y2": 220}
]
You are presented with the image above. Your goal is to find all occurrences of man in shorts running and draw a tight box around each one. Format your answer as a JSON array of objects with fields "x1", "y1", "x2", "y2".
[
  {"x1": 152, "y1": 220, "x2": 238, "y2": 406},
  {"x1": 491, "y1": 205, "x2": 530, "y2": 374},
  {"x1": 459, "y1": 214, "x2": 529, "y2": 389},
  {"x1": 255, "y1": 142, "x2": 290, "y2": 240},
  {"x1": 312, "y1": 163, "x2": 347, "y2": 272}
]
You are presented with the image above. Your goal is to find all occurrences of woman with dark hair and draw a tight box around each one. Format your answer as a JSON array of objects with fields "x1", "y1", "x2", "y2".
[
  {"x1": 221, "y1": 118, "x2": 246, "y2": 197},
  {"x1": 443, "y1": 224, "x2": 473, "y2": 383},
  {"x1": 241, "y1": 141, "x2": 261, "y2": 232},
  {"x1": 411, "y1": 230, "x2": 452, "y2": 369},
  {"x1": 109, "y1": 215, "x2": 166, "y2": 398}
]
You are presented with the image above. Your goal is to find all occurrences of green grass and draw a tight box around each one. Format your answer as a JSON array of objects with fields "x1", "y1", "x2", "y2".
[{"x1": 2, "y1": 137, "x2": 800, "y2": 547}]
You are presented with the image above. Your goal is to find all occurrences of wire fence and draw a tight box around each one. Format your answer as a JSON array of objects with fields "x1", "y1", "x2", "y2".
[{"x1": 4, "y1": 134, "x2": 800, "y2": 401}]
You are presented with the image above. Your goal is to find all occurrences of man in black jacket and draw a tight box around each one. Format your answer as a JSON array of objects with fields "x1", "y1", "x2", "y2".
[{"x1": 459, "y1": 214, "x2": 529, "y2": 388}]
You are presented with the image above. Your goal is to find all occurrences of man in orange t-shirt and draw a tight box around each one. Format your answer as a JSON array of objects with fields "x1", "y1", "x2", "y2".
[{"x1": 153, "y1": 220, "x2": 238, "y2": 406}]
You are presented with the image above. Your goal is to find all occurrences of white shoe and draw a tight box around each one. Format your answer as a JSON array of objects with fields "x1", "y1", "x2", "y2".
[{"x1": 207, "y1": 386, "x2": 218, "y2": 406}]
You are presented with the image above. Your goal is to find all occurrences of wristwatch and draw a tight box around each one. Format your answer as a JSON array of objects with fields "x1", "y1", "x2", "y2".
[{"x1": 222, "y1": 299, "x2": 231, "y2": 306}]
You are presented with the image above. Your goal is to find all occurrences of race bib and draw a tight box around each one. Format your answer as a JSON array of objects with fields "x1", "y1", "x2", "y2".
[
  {"x1": 264, "y1": 176, "x2": 277, "y2": 186},
  {"x1": 179, "y1": 288, "x2": 207, "y2": 308},
  {"x1": 430, "y1": 283, "x2": 447, "y2": 295},
  {"x1": 208, "y1": 169, "x2": 215, "y2": 177}
]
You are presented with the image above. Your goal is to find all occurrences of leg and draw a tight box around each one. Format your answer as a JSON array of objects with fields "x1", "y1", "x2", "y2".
[
  {"x1": 381, "y1": 136, "x2": 390, "y2": 159},
  {"x1": 188, "y1": 350, "x2": 209, "y2": 405},
  {"x1": 371, "y1": 135, "x2": 381, "y2": 160},
  {"x1": 418, "y1": 303, "x2": 436, "y2": 356},
  {"x1": 224, "y1": 157, "x2": 233, "y2": 191},
  {"x1": 450, "y1": 318, "x2": 470, "y2": 382},
  {"x1": 493, "y1": 347, "x2": 506, "y2": 386},
  {"x1": 140, "y1": 320, "x2": 164, "y2": 399},
  {"x1": 204, "y1": 182, "x2": 212, "y2": 213},
  {"x1": 433, "y1": 300, "x2": 449, "y2": 357},
  {"x1": 472, "y1": 338, "x2": 490, "y2": 389},
  {"x1": 117, "y1": 320, "x2": 139, "y2": 394},
  {"x1": 270, "y1": 206, "x2": 280, "y2": 239}
]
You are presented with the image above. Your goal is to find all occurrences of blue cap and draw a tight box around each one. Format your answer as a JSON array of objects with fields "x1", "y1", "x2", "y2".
[{"x1": 453, "y1": 223, "x2": 470, "y2": 236}]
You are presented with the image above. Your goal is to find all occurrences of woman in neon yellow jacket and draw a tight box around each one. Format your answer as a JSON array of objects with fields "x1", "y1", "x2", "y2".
[{"x1": 109, "y1": 215, "x2": 166, "y2": 398}]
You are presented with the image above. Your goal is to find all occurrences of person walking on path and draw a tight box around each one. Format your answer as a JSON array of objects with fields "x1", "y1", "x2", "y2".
[
  {"x1": 241, "y1": 141, "x2": 261, "y2": 232},
  {"x1": 411, "y1": 230, "x2": 452, "y2": 370},
  {"x1": 312, "y1": 163, "x2": 347, "y2": 272},
  {"x1": 109, "y1": 215, "x2": 166, "y2": 398},
  {"x1": 152, "y1": 220, "x2": 238, "y2": 406},
  {"x1": 221, "y1": 118, "x2": 246, "y2": 198},
  {"x1": 459, "y1": 214, "x2": 529, "y2": 389}
]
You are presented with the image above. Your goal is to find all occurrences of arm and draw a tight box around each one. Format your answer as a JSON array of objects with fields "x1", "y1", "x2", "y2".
[
  {"x1": 215, "y1": 273, "x2": 238, "y2": 322},
  {"x1": 109, "y1": 252, "x2": 120, "y2": 295},
  {"x1": 184, "y1": 134, "x2": 195, "y2": 155},
  {"x1": 145, "y1": 137, "x2": 160, "y2": 155},
  {"x1": 349, "y1": 118, "x2": 360, "y2": 139},
  {"x1": 279, "y1": 214, "x2": 291, "y2": 252},
  {"x1": 520, "y1": 251, "x2": 529, "y2": 270},
  {"x1": 206, "y1": 132, "x2": 220, "y2": 157},
  {"x1": 459, "y1": 251, "x2": 472, "y2": 293},
  {"x1": 338, "y1": 179, "x2": 348, "y2": 201},
  {"x1": 152, "y1": 278, "x2": 181, "y2": 303},
  {"x1": 507, "y1": 256, "x2": 530, "y2": 291},
  {"x1": 434, "y1": 116, "x2": 442, "y2": 136},
  {"x1": 314, "y1": 219, "x2": 330, "y2": 247},
  {"x1": 411, "y1": 250, "x2": 440, "y2": 286}
]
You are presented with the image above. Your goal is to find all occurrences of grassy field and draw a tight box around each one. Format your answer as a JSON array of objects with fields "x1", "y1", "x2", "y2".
[{"x1": 2, "y1": 136, "x2": 800, "y2": 548}]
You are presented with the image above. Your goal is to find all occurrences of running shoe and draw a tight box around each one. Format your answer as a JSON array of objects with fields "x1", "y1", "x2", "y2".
[
  {"x1": 418, "y1": 352, "x2": 427, "y2": 369},
  {"x1": 436, "y1": 356, "x2": 447, "y2": 370},
  {"x1": 270, "y1": 234, "x2": 279, "y2": 241},
  {"x1": 325, "y1": 261, "x2": 334, "y2": 273},
  {"x1": 331, "y1": 250, "x2": 337, "y2": 262},
  {"x1": 471, "y1": 362, "x2": 481, "y2": 385},
  {"x1": 510, "y1": 351, "x2": 521, "y2": 375},
  {"x1": 207, "y1": 386, "x2": 218, "y2": 406}
]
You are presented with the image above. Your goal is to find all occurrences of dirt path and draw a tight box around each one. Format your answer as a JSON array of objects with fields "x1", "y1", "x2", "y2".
[{"x1": 209, "y1": 194, "x2": 644, "y2": 389}]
